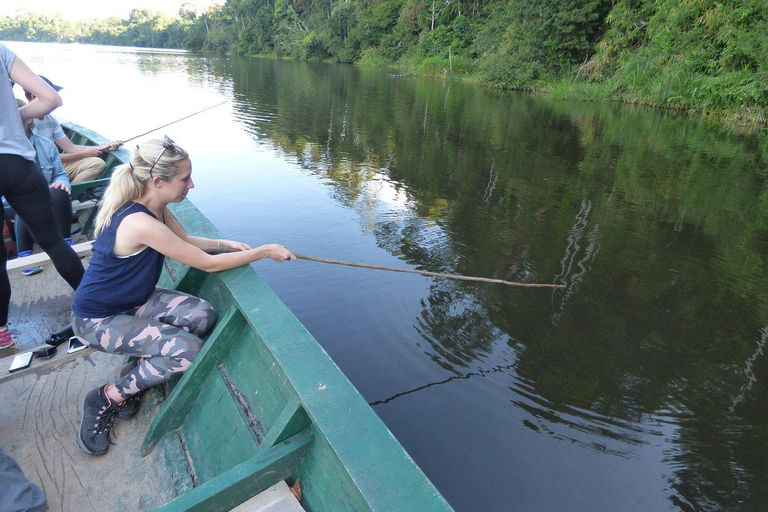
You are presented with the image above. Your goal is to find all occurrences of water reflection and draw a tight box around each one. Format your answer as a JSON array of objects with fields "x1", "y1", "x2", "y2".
[{"x1": 206, "y1": 58, "x2": 768, "y2": 509}]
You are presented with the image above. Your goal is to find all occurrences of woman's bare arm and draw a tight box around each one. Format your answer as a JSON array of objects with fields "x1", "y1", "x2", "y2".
[
  {"x1": 10, "y1": 57, "x2": 62, "y2": 121},
  {"x1": 118, "y1": 213, "x2": 294, "y2": 272},
  {"x1": 163, "y1": 207, "x2": 252, "y2": 253}
]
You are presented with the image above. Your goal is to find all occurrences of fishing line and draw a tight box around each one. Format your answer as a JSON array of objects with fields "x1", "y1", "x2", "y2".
[{"x1": 122, "y1": 101, "x2": 228, "y2": 143}]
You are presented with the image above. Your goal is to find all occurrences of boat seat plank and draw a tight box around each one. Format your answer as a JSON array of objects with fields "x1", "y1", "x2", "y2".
[
  {"x1": 230, "y1": 481, "x2": 304, "y2": 512},
  {"x1": 72, "y1": 198, "x2": 98, "y2": 213},
  {"x1": 6, "y1": 241, "x2": 93, "y2": 270},
  {"x1": 154, "y1": 430, "x2": 313, "y2": 512},
  {"x1": 1, "y1": 260, "x2": 79, "y2": 352},
  {"x1": 0, "y1": 344, "x2": 95, "y2": 384}
]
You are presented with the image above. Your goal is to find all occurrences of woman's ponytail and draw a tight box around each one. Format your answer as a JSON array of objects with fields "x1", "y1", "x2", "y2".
[{"x1": 94, "y1": 164, "x2": 145, "y2": 235}]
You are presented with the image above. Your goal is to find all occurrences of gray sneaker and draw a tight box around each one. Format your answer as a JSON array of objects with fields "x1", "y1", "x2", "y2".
[
  {"x1": 115, "y1": 359, "x2": 143, "y2": 420},
  {"x1": 78, "y1": 385, "x2": 119, "y2": 455}
]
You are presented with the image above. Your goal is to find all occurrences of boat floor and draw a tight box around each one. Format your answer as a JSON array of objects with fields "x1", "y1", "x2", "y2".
[{"x1": 0, "y1": 259, "x2": 194, "y2": 511}]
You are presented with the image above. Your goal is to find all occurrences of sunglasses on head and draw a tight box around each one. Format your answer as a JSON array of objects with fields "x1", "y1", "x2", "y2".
[{"x1": 141, "y1": 135, "x2": 178, "y2": 179}]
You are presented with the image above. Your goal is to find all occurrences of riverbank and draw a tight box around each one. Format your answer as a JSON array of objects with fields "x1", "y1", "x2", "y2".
[
  {"x1": 4, "y1": 1, "x2": 766, "y2": 132},
  {"x1": 356, "y1": 56, "x2": 767, "y2": 132}
]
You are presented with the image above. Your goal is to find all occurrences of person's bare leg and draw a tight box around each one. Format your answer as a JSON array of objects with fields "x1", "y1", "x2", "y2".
[{"x1": 104, "y1": 385, "x2": 126, "y2": 405}]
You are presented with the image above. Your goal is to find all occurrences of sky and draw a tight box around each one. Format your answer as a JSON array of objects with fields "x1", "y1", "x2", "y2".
[{"x1": 0, "y1": 0, "x2": 222, "y2": 21}]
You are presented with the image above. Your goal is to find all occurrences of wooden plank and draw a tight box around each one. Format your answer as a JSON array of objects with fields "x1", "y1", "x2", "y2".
[
  {"x1": 72, "y1": 198, "x2": 98, "y2": 213},
  {"x1": 179, "y1": 369, "x2": 260, "y2": 484},
  {"x1": 141, "y1": 306, "x2": 242, "y2": 456},
  {"x1": 2, "y1": 260, "x2": 74, "y2": 351},
  {"x1": 0, "y1": 345, "x2": 95, "y2": 384},
  {"x1": 230, "y1": 481, "x2": 304, "y2": 512},
  {"x1": 154, "y1": 430, "x2": 313, "y2": 512},
  {"x1": 257, "y1": 397, "x2": 310, "y2": 451},
  {"x1": 0, "y1": 350, "x2": 187, "y2": 511},
  {"x1": 215, "y1": 329, "x2": 290, "y2": 434},
  {"x1": 6, "y1": 241, "x2": 93, "y2": 270}
]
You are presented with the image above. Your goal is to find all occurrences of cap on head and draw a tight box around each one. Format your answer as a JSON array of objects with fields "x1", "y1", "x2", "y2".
[
  {"x1": 39, "y1": 76, "x2": 63, "y2": 92},
  {"x1": 23, "y1": 75, "x2": 63, "y2": 95}
]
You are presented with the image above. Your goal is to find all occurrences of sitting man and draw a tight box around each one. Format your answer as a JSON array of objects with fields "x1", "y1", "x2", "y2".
[
  {"x1": 22, "y1": 76, "x2": 122, "y2": 183},
  {"x1": 14, "y1": 99, "x2": 74, "y2": 274}
]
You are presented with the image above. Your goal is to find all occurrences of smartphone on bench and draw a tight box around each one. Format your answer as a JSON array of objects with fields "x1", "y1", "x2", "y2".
[
  {"x1": 8, "y1": 352, "x2": 33, "y2": 373},
  {"x1": 67, "y1": 336, "x2": 87, "y2": 354}
]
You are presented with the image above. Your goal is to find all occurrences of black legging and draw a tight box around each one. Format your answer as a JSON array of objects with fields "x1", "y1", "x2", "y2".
[
  {"x1": 15, "y1": 186, "x2": 72, "y2": 253},
  {"x1": 0, "y1": 154, "x2": 84, "y2": 325}
]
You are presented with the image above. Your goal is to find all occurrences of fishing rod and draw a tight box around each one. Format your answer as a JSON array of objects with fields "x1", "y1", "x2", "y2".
[
  {"x1": 121, "y1": 101, "x2": 228, "y2": 143},
  {"x1": 294, "y1": 254, "x2": 564, "y2": 289}
]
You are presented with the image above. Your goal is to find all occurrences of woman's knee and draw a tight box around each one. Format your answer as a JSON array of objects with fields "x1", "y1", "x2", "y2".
[
  {"x1": 186, "y1": 299, "x2": 217, "y2": 336},
  {"x1": 174, "y1": 337, "x2": 204, "y2": 371}
]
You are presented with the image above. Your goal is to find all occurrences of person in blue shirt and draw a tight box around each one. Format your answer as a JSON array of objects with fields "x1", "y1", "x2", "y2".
[
  {"x1": 23, "y1": 76, "x2": 122, "y2": 184},
  {"x1": 14, "y1": 99, "x2": 74, "y2": 264}
]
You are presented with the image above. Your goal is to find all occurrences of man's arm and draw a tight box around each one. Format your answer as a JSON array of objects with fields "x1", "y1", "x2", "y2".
[{"x1": 53, "y1": 136, "x2": 122, "y2": 162}]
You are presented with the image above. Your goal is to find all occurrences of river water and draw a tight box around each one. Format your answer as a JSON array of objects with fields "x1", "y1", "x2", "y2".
[{"x1": 8, "y1": 42, "x2": 768, "y2": 511}]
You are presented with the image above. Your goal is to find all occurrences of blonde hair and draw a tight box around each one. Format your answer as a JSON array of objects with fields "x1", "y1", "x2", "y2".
[{"x1": 94, "y1": 137, "x2": 189, "y2": 235}]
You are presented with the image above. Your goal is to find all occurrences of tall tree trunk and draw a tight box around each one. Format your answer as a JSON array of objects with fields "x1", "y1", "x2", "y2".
[{"x1": 431, "y1": 0, "x2": 436, "y2": 30}]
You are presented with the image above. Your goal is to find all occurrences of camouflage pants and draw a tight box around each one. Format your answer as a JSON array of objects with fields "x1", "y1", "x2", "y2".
[{"x1": 72, "y1": 288, "x2": 217, "y2": 399}]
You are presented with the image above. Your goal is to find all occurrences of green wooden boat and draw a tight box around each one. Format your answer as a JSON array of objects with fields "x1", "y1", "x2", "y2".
[{"x1": 0, "y1": 124, "x2": 453, "y2": 511}]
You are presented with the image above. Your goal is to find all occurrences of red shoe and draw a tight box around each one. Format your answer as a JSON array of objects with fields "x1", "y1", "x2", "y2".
[{"x1": 0, "y1": 329, "x2": 13, "y2": 349}]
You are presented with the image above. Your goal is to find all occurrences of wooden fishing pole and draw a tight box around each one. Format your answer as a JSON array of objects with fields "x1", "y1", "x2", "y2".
[
  {"x1": 294, "y1": 254, "x2": 564, "y2": 289},
  {"x1": 122, "y1": 101, "x2": 228, "y2": 143}
]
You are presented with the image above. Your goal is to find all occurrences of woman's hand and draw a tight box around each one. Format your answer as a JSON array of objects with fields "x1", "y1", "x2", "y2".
[
  {"x1": 219, "y1": 239, "x2": 251, "y2": 252},
  {"x1": 263, "y1": 244, "x2": 296, "y2": 262},
  {"x1": 50, "y1": 182, "x2": 71, "y2": 195}
]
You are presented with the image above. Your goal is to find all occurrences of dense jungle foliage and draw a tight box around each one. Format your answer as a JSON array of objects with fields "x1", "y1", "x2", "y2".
[{"x1": 2, "y1": 0, "x2": 767, "y2": 125}]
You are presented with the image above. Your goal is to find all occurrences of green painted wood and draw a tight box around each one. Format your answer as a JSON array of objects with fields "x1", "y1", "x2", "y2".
[
  {"x1": 174, "y1": 267, "x2": 208, "y2": 295},
  {"x1": 154, "y1": 430, "x2": 313, "y2": 512},
  {"x1": 160, "y1": 199, "x2": 453, "y2": 511},
  {"x1": 156, "y1": 258, "x2": 192, "y2": 291},
  {"x1": 70, "y1": 178, "x2": 111, "y2": 201},
  {"x1": 214, "y1": 328, "x2": 289, "y2": 433},
  {"x1": 141, "y1": 306, "x2": 242, "y2": 456},
  {"x1": 68, "y1": 132, "x2": 86, "y2": 145},
  {"x1": 257, "y1": 397, "x2": 310, "y2": 451},
  {"x1": 179, "y1": 370, "x2": 260, "y2": 484}
]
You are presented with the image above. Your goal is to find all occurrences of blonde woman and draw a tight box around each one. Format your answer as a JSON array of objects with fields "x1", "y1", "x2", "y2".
[{"x1": 72, "y1": 136, "x2": 295, "y2": 455}]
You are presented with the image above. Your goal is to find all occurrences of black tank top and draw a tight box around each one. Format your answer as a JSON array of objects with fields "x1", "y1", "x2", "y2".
[{"x1": 72, "y1": 202, "x2": 165, "y2": 317}]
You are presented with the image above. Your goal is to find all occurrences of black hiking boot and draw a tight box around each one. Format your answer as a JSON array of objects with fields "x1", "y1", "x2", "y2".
[
  {"x1": 78, "y1": 385, "x2": 119, "y2": 456},
  {"x1": 115, "y1": 359, "x2": 144, "y2": 420}
]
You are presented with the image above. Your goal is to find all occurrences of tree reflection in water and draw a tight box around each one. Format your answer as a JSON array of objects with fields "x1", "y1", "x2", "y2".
[{"x1": 197, "y1": 55, "x2": 768, "y2": 509}]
